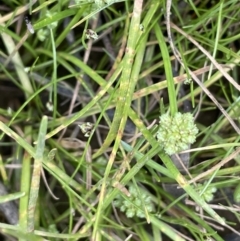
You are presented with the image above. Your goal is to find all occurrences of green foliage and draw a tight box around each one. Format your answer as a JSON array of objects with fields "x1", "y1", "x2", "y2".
[
  {"x1": 197, "y1": 182, "x2": 217, "y2": 203},
  {"x1": 1, "y1": 0, "x2": 240, "y2": 240},
  {"x1": 113, "y1": 185, "x2": 155, "y2": 218}
]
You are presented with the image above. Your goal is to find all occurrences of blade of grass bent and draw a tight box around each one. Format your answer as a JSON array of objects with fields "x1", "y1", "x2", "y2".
[{"x1": 27, "y1": 116, "x2": 48, "y2": 232}]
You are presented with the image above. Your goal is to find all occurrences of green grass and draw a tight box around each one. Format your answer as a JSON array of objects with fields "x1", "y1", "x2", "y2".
[{"x1": 0, "y1": 0, "x2": 240, "y2": 240}]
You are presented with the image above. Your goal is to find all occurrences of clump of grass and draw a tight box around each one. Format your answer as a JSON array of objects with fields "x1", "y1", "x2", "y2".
[{"x1": 0, "y1": 0, "x2": 240, "y2": 241}]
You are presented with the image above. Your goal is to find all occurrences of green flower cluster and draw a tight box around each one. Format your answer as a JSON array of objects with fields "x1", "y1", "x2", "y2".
[
  {"x1": 197, "y1": 182, "x2": 217, "y2": 202},
  {"x1": 156, "y1": 112, "x2": 198, "y2": 155},
  {"x1": 113, "y1": 186, "x2": 155, "y2": 218},
  {"x1": 37, "y1": 11, "x2": 58, "y2": 42}
]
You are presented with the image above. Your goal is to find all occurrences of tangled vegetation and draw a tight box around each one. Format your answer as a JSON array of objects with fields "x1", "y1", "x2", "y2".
[{"x1": 0, "y1": 0, "x2": 240, "y2": 240}]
